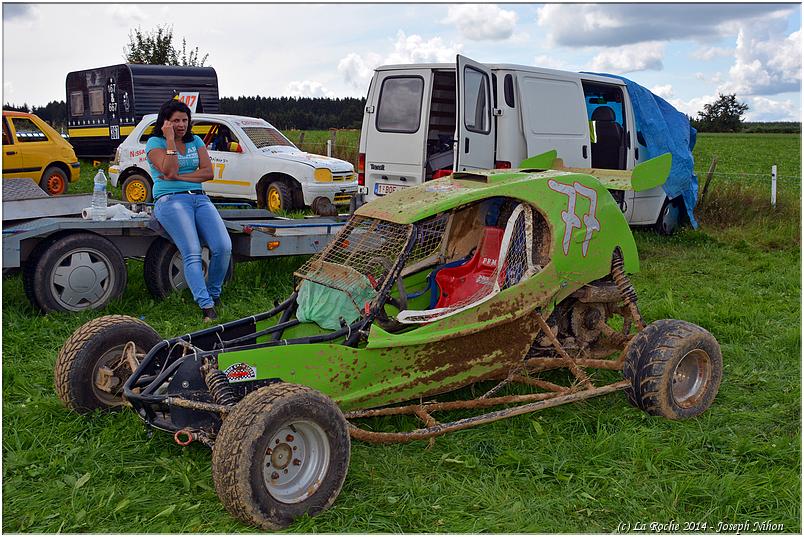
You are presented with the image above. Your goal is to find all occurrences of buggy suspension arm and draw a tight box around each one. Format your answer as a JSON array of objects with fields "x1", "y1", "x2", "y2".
[{"x1": 346, "y1": 380, "x2": 629, "y2": 444}]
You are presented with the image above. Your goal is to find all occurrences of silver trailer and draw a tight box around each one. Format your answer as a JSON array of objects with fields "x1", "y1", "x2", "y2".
[{"x1": 3, "y1": 178, "x2": 346, "y2": 313}]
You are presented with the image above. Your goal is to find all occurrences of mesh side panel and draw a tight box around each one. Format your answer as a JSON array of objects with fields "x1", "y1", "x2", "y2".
[
  {"x1": 405, "y1": 213, "x2": 449, "y2": 267},
  {"x1": 241, "y1": 127, "x2": 294, "y2": 148},
  {"x1": 397, "y1": 204, "x2": 536, "y2": 324},
  {"x1": 295, "y1": 216, "x2": 412, "y2": 307}
]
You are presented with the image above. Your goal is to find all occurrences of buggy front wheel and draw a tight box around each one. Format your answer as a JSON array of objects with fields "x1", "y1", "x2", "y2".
[
  {"x1": 55, "y1": 315, "x2": 161, "y2": 413},
  {"x1": 211, "y1": 383, "x2": 350, "y2": 530},
  {"x1": 623, "y1": 319, "x2": 722, "y2": 419}
]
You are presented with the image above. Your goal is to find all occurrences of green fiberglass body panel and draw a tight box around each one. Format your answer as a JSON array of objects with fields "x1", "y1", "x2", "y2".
[{"x1": 219, "y1": 167, "x2": 646, "y2": 411}]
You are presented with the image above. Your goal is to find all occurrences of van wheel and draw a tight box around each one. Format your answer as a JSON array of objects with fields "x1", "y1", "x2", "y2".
[
  {"x1": 25, "y1": 233, "x2": 127, "y2": 313},
  {"x1": 41, "y1": 166, "x2": 68, "y2": 196},
  {"x1": 654, "y1": 198, "x2": 681, "y2": 235},
  {"x1": 266, "y1": 181, "x2": 294, "y2": 213},
  {"x1": 122, "y1": 174, "x2": 153, "y2": 203}
]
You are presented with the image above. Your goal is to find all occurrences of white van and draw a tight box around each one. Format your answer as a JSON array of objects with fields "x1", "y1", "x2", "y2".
[{"x1": 356, "y1": 55, "x2": 682, "y2": 233}]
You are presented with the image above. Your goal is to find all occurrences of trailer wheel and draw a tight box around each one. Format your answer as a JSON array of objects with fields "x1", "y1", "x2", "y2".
[
  {"x1": 623, "y1": 319, "x2": 722, "y2": 419},
  {"x1": 27, "y1": 232, "x2": 127, "y2": 313},
  {"x1": 266, "y1": 181, "x2": 294, "y2": 213},
  {"x1": 55, "y1": 315, "x2": 161, "y2": 413},
  {"x1": 41, "y1": 166, "x2": 68, "y2": 196},
  {"x1": 212, "y1": 383, "x2": 350, "y2": 530},
  {"x1": 144, "y1": 238, "x2": 234, "y2": 299},
  {"x1": 122, "y1": 174, "x2": 153, "y2": 203}
]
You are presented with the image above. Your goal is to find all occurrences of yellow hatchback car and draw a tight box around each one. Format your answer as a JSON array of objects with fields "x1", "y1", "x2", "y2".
[{"x1": 3, "y1": 111, "x2": 80, "y2": 195}]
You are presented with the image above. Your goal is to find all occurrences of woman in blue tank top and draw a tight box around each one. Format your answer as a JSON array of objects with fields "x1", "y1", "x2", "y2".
[{"x1": 146, "y1": 100, "x2": 231, "y2": 322}]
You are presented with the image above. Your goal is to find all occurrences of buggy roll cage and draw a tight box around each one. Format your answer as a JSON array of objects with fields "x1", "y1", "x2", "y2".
[{"x1": 122, "y1": 218, "x2": 423, "y2": 429}]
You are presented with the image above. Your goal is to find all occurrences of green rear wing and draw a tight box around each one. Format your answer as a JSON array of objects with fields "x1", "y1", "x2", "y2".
[{"x1": 518, "y1": 150, "x2": 672, "y2": 192}]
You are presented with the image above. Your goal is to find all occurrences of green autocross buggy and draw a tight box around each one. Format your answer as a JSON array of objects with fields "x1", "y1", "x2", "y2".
[{"x1": 55, "y1": 151, "x2": 723, "y2": 530}]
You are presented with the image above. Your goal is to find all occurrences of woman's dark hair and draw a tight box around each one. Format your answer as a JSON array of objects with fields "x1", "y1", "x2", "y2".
[{"x1": 154, "y1": 100, "x2": 194, "y2": 142}]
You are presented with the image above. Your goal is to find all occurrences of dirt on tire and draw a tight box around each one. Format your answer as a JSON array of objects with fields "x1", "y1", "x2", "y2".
[
  {"x1": 55, "y1": 315, "x2": 161, "y2": 413},
  {"x1": 623, "y1": 319, "x2": 723, "y2": 419},
  {"x1": 211, "y1": 383, "x2": 350, "y2": 530}
]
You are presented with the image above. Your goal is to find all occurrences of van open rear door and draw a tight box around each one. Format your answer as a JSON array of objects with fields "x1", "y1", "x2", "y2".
[
  {"x1": 454, "y1": 55, "x2": 496, "y2": 171},
  {"x1": 362, "y1": 69, "x2": 432, "y2": 201}
]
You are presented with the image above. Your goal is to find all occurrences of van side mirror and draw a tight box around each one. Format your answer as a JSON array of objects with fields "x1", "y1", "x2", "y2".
[{"x1": 229, "y1": 141, "x2": 242, "y2": 153}]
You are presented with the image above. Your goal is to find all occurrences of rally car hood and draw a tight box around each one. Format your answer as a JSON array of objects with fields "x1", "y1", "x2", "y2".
[{"x1": 258, "y1": 146, "x2": 354, "y2": 172}]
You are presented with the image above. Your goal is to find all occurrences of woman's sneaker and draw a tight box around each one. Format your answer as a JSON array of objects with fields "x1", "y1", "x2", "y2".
[{"x1": 202, "y1": 307, "x2": 218, "y2": 323}]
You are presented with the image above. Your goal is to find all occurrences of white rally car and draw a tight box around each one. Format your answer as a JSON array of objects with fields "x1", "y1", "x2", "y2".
[{"x1": 109, "y1": 114, "x2": 357, "y2": 212}]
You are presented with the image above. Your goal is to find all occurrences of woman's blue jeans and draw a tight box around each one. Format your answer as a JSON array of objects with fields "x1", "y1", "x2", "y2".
[{"x1": 154, "y1": 193, "x2": 232, "y2": 309}]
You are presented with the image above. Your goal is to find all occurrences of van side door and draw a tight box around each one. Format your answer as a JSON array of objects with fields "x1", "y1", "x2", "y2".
[
  {"x1": 455, "y1": 55, "x2": 496, "y2": 171},
  {"x1": 516, "y1": 72, "x2": 591, "y2": 167}
]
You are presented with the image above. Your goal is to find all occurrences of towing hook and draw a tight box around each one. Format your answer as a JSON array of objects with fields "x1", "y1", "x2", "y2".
[{"x1": 174, "y1": 428, "x2": 196, "y2": 446}]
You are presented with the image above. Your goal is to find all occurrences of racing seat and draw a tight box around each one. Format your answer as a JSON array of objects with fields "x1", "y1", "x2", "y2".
[
  {"x1": 590, "y1": 106, "x2": 626, "y2": 170},
  {"x1": 433, "y1": 226, "x2": 504, "y2": 309}
]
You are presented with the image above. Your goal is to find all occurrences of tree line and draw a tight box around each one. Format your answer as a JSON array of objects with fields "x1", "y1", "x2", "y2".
[{"x1": 2, "y1": 96, "x2": 367, "y2": 132}]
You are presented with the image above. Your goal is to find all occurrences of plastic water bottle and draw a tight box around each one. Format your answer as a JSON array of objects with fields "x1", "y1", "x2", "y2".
[{"x1": 91, "y1": 170, "x2": 108, "y2": 221}]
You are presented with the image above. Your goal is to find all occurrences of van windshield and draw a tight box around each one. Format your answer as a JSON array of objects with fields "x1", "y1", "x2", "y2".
[{"x1": 242, "y1": 127, "x2": 296, "y2": 149}]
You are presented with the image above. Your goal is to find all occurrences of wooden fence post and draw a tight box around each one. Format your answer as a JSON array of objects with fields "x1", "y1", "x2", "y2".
[
  {"x1": 298, "y1": 131, "x2": 305, "y2": 147},
  {"x1": 699, "y1": 156, "x2": 718, "y2": 207}
]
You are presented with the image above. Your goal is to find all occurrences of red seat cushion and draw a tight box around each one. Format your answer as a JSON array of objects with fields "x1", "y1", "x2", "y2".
[{"x1": 435, "y1": 227, "x2": 504, "y2": 309}]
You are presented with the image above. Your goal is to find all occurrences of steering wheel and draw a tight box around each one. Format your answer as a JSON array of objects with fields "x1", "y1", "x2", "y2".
[{"x1": 367, "y1": 256, "x2": 409, "y2": 331}]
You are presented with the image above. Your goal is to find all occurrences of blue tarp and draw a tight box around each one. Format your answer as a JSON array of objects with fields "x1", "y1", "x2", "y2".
[{"x1": 582, "y1": 72, "x2": 699, "y2": 228}]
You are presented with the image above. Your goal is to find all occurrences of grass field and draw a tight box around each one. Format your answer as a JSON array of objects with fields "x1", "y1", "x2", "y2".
[{"x1": 2, "y1": 133, "x2": 800, "y2": 532}]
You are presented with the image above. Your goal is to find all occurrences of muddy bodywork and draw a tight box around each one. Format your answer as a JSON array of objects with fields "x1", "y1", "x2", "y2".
[
  {"x1": 124, "y1": 158, "x2": 668, "y2": 435},
  {"x1": 217, "y1": 167, "x2": 639, "y2": 409}
]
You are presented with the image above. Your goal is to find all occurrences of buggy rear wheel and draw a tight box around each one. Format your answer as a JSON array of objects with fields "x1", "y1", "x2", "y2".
[
  {"x1": 211, "y1": 383, "x2": 350, "y2": 530},
  {"x1": 623, "y1": 319, "x2": 722, "y2": 419},
  {"x1": 55, "y1": 315, "x2": 161, "y2": 413}
]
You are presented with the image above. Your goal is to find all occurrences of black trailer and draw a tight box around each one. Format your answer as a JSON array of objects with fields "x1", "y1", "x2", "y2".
[{"x1": 66, "y1": 64, "x2": 220, "y2": 158}]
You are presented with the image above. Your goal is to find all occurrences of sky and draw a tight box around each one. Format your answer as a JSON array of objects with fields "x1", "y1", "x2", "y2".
[{"x1": 2, "y1": 2, "x2": 801, "y2": 121}]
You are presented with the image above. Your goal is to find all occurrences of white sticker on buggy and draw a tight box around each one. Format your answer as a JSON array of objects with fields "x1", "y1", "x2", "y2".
[{"x1": 224, "y1": 362, "x2": 257, "y2": 382}]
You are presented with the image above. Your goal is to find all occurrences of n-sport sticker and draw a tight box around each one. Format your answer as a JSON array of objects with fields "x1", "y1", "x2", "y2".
[{"x1": 224, "y1": 362, "x2": 257, "y2": 382}]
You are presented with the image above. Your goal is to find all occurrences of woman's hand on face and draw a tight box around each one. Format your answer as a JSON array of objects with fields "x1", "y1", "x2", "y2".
[{"x1": 162, "y1": 121, "x2": 175, "y2": 139}]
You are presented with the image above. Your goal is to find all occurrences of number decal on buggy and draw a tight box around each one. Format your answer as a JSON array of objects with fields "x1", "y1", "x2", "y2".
[
  {"x1": 213, "y1": 163, "x2": 226, "y2": 178},
  {"x1": 547, "y1": 180, "x2": 600, "y2": 257}
]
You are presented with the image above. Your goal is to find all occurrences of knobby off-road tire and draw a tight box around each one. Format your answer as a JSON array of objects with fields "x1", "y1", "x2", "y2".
[
  {"x1": 212, "y1": 383, "x2": 350, "y2": 530},
  {"x1": 55, "y1": 315, "x2": 161, "y2": 413},
  {"x1": 623, "y1": 319, "x2": 723, "y2": 419}
]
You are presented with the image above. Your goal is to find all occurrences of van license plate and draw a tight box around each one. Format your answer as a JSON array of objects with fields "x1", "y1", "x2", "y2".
[{"x1": 374, "y1": 183, "x2": 405, "y2": 196}]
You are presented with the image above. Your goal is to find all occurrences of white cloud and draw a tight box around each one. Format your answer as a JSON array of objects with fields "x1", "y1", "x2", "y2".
[
  {"x1": 536, "y1": 4, "x2": 794, "y2": 47},
  {"x1": 588, "y1": 42, "x2": 664, "y2": 73},
  {"x1": 532, "y1": 54, "x2": 572, "y2": 71},
  {"x1": 443, "y1": 4, "x2": 517, "y2": 41},
  {"x1": 337, "y1": 52, "x2": 383, "y2": 91},
  {"x1": 721, "y1": 28, "x2": 801, "y2": 95},
  {"x1": 338, "y1": 31, "x2": 462, "y2": 90},
  {"x1": 285, "y1": 80, "x2": 335, "y2": 98},
  {"x1": 666, "y1": 94, "x2": 718, "y2": 118},
  {"x1": 650, "y1": 84, "x2": 674, "y2": 99},
  {"x1": 744, "y1": 96, "x2": 800, "y2": 121},
  {"x1": 691, "y1": 46, "x2": 732, "y2": 61},
  {"x1": 106, "y1": 4, "x2": 146, "y2": 24}
]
